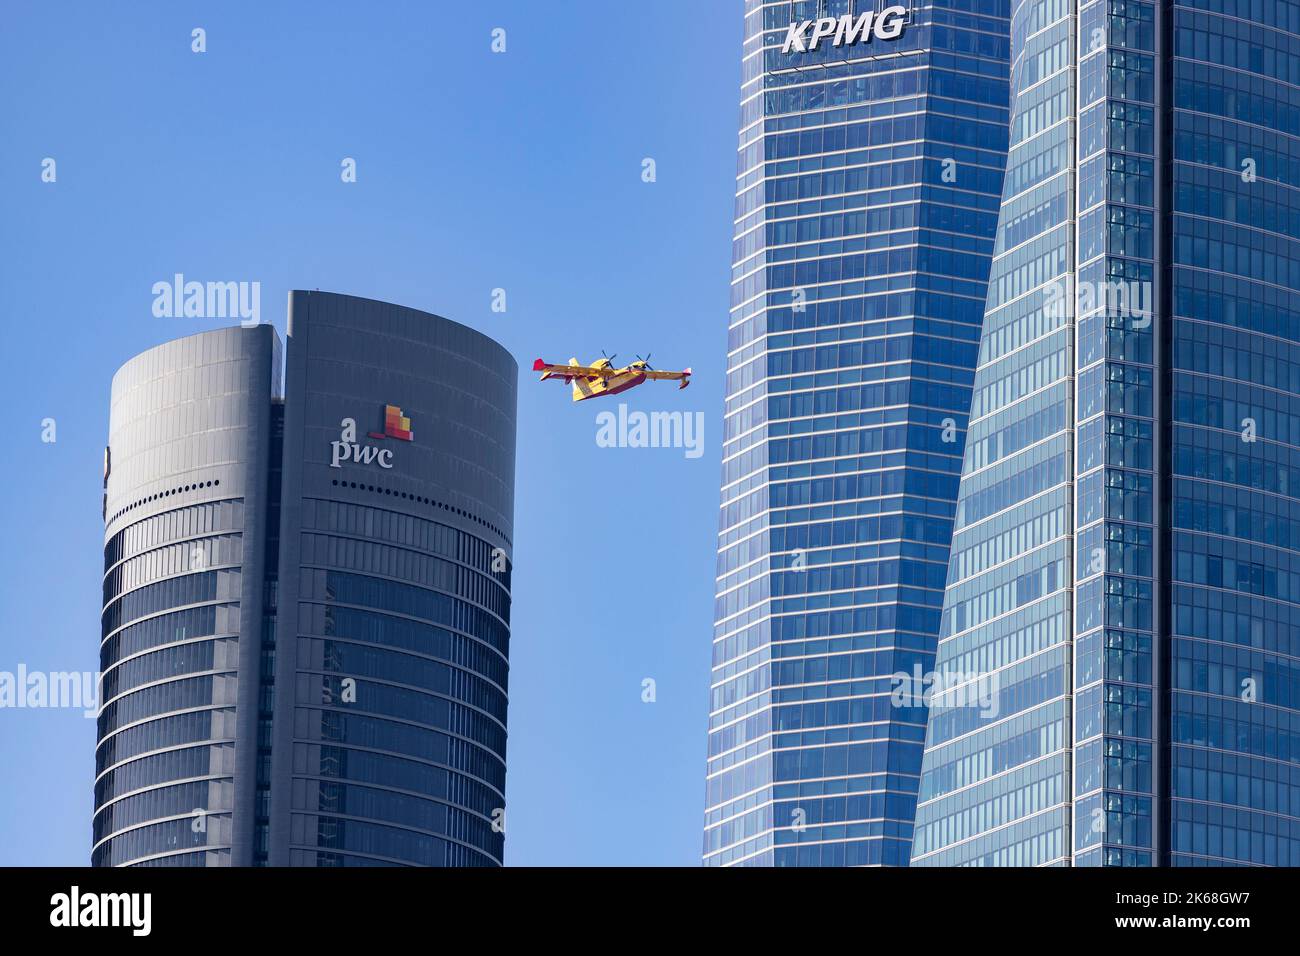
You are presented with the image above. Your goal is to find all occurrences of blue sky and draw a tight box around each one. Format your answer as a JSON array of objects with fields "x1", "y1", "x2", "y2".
[{"x1": 0, "y1": 0, "x2": 739, "y2": 865}]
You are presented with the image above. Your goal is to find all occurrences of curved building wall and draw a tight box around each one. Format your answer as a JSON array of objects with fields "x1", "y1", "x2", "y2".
[
  {"x1": 96, "y1": 326, "x2": 279, "y2": 866},
  {"x1": 911, "y1": 0, "x2": 1078, "y2": 867},
  {"x1": 268, "y1": 291, "x2": 517, "y2": 866}
]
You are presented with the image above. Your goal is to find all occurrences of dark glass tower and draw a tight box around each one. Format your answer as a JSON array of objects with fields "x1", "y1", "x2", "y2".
[
  {"x1": 914, "y1": 0, "x2": 1300, "y2": 866},
  {"x1": 704, "y1": 0, "x2": 1010, "y2": 866},
  {"x1": 96, "y1": 327, "x2": 279, "y2": 867},
  {"x1": 95, "y1": 293, "x2": 517, "y2": 866}
]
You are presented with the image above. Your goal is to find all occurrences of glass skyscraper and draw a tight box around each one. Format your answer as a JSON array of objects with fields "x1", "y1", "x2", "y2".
[
  {"x1": 914, "y1": 0, "x2": 1300, "y2": 866},
  {"x1": 95, "y1": 292, "x2": 516, "y2": 866},
  {"x1": 705, "y1": 0, "x2": 1011, "y2": 865}
]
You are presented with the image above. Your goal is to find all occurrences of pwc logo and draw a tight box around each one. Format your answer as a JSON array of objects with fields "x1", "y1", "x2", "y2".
[
  {"x1": 330, "y1": 404, "x2": 412, "y2": 469},
  {"x1": 368, "y1": 404, "x2": 413, "y2": 442}
]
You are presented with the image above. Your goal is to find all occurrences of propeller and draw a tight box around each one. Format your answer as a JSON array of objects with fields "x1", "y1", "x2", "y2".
[
  {"x1": 601, "y1": 349, "x2": 618, "y2": 366},
  {"x1": 636, "y1": 353, "x2": 654, "y2": 369}
]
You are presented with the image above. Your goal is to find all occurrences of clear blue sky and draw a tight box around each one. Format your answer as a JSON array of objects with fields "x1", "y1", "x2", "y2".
[{"x1": 0, "y1": 0, "x2": 739, "y2": 865}]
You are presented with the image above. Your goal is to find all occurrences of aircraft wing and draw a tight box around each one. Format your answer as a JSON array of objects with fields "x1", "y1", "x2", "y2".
[
  {"x1": 640, "y1": 368, "x2": 693, "y2": 388},
  {"x1": 533, "y1": 359, "x2": 616, "y2": 379}
]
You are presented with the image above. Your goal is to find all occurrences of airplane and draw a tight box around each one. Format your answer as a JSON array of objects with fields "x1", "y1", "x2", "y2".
[{"x1": 533, "y1": 353, "x2": 692, "y2": 402}]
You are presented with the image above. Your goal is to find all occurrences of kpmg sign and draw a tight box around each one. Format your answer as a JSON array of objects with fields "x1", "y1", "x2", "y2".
[{"x1": 781, "y1": 7, "x2": 909, "y2": 53}]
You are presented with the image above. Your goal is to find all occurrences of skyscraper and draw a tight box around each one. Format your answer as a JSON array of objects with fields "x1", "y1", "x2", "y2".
[
  {"x1": 913, "y1": 0, "x2": 1300, "y2": 866},
  {"x1": 704, "y1": 0, "x2": 1011, "y2": 866},
  {"x1": 95, "y1": 292, "x2": 517, "y2": 867}
]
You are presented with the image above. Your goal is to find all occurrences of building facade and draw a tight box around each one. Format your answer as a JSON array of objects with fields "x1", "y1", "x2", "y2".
[
  {"x1": 95, "y1": 292, "x2": 517, "y2": 867},
  {"x1": 705, "y1": 0, "x2": 1011, "y2": 865},
  {"x1": 96, "y1": 326, "x2": 279, "y2": 867},
  {"x1": 913, "y1": 0, "x2": 1300, "y2": 866}
]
